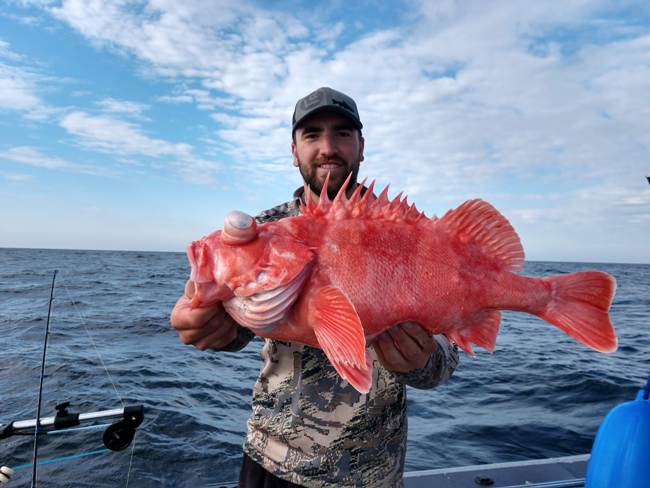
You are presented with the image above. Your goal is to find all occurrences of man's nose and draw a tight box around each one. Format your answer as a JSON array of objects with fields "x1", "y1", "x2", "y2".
[{"x1": 318, "y1": 132, "x2": 337, "y2": 156}]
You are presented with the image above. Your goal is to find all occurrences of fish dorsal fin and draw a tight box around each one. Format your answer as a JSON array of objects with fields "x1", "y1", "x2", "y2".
[
  {"x1": 300, "y1": 174, "x2": 430, "y2": 225},
  {"x1": 438, "y1": 199, "x2": 524, "y2": 272},
  {"x1": 309, "y1": 286, "x2": 371, "y2": 394}
]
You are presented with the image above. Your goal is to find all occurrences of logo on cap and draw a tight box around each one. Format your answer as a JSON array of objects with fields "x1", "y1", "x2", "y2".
[{"x1": 300, "y1": 91, "x2": 326, "y2": 111}]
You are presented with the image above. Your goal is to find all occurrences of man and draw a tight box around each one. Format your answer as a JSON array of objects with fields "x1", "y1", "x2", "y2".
[{"x1": 171, "y1": 87, "x2": 459, "y2": 487}]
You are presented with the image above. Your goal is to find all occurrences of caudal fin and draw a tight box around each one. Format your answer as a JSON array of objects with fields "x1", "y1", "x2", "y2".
[{"x1": 538, "y1": 271, "x2": 617, "y2": 353}]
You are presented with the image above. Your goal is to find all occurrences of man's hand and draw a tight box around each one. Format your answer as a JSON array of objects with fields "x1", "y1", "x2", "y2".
[
  {"x1": 373, "y1": 322, "x2": 438, "y2": 373},
  {"x1": 170, "y1": 280, "x2": 240, "y2": 350}
]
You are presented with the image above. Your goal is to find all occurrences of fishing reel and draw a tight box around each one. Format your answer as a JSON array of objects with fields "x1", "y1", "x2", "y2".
[{"x1": 102, "y1": 405, "x2": 144, "y2": 451}]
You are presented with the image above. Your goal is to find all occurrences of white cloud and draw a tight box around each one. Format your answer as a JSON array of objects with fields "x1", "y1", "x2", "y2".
[
  {"x1": 60, "y1": 111, "x2": 220, "y2": 182},
  {"x1": 96, "y1": 97, "x2": 149, "y2": 117},
  {"x1": 0, "y1": 39, "x2": 23, "y2": 61},
  {"x1": 0, "y1": 62, "x2": 50, "y2": 119},
  {"x1": 0, "y1": 40, "x2": 56, "y2": 120},
  {"x1": 0, "y1": 171, "x2": 33, "y2": 182},
  {"x1": 0, "y1": 146, "x2": 107, "y2": 175}
]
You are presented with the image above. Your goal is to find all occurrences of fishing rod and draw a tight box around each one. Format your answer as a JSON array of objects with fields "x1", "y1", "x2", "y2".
[
  {"x1": 0, "y1": 271, "x2": 144, "y2": 486},
  {"x1": 30, "y1": 269, "x2": 58, "y2": 487}
]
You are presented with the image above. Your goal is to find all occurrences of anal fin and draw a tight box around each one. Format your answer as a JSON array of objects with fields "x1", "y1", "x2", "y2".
[{"x1": 447, "y1": 309, "x2": 501, "y2": 355}]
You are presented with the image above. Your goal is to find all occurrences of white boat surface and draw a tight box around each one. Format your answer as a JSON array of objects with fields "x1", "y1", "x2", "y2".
[{"x1": 403, "y1": 453, "x2": 588, "y2": 487}]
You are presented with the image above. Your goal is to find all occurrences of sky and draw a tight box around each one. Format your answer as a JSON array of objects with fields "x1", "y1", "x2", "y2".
[{"x1": 0, "y1": 0, "x2": 649, "y2": 264}]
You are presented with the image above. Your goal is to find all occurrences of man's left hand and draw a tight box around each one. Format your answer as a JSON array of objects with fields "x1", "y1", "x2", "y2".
[{"x1": 373, "y1": 322, "x2": 438, "y2": 373}]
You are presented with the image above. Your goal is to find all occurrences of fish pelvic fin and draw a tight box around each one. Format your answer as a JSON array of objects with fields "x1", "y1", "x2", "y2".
[
  {"x1": 538, "y1": 271, "x2": 618, "y2": 353},
  {"x1": 447, "y1": 309, "x2": 501, "y2": 355},
  {"x1": 438, "y1": 199, "x2": 524, "y2": 272},
  {"x1": 309, "y1": 286, "x2": 371, "y2": 393}
]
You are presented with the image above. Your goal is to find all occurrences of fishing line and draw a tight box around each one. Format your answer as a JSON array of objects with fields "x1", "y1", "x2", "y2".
[
  {"x1": 59, "y1": 277, "x2": 139, "y2": 488},
  {"x1": 59, "y1": 280, "x2": 125, "y2": 408},
  {"x1": 13, "y1": 448, "x2": 111, "y2": 470},
  {"x1": 123, "y1": 430, "x2": 138, "y2": 486}
]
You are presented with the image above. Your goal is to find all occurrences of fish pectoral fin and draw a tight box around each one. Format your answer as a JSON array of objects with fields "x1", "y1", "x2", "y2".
[
  {"x1": 447, "y1": 309, "x2": 501, "y2": 355},
  {"x1": 309, "y1": 286, "x2": 371, "y2": 394}
]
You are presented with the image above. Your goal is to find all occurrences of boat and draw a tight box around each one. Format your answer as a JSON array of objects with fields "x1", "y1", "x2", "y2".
[
  {"x1": 208, "y1": 455, "x2": 589, "y2": 487},
  {"x1": 402, "y1": 455, "x2": 588, "y2": 487}
]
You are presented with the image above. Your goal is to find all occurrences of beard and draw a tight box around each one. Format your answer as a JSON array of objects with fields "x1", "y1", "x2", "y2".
[{"x1": 297, "y1": 155, "x2": 361, "y2": 200}]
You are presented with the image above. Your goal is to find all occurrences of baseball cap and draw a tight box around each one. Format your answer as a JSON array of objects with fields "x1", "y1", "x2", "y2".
[{"x1": 292, "y1": 87, "x2": 363, "y2": 132}]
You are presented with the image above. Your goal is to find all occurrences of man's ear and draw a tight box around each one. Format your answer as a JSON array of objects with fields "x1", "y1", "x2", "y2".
[
  {"x1": 291, "y1": 142, "x2": 299, "y2": 167},
  {"x1": 359, "y1": 135, "x2": 365, "y2": 162}
]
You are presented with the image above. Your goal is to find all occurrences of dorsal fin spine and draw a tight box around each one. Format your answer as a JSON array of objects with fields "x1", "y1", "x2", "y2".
[{"x1": 301, "y1": 178, "x2": 434, "y2": 226}]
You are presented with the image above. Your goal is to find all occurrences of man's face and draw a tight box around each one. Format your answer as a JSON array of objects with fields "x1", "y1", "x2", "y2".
[{"x1": 292, "y1": 111, "x2": 365, "y2": 199}]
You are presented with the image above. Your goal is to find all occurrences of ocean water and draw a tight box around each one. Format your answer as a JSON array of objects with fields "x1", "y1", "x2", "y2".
[{"x1": 0, "y1": 247, "x2": 648, "y2": 487}]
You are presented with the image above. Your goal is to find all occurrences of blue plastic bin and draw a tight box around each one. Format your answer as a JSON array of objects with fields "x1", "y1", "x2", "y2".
[{"x1": 585, "y1": 387, "x2": 650, "y2": 487}]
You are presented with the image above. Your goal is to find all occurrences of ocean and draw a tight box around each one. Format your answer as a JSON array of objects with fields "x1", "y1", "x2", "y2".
[{"x1": 1, "y1": 248, "x2": 648, "y2": 487}]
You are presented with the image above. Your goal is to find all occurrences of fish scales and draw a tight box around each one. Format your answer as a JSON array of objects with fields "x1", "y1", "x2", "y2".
[{"x1": 187, "y1": 174, "x2": 617, "y2": 393}]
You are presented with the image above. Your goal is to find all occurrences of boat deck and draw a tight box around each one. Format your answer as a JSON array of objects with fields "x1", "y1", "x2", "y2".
[
  {"x1": 403, "y1": 454, "x2": 589, "y2": 487},
  {"x1": 212, "y1": 454, "x2": 589, "y2": 487}
]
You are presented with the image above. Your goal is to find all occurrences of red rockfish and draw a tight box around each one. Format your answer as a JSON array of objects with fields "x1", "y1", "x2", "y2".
[{"x1": 187, "y1": 176, "x2": 618, "y2": 393}]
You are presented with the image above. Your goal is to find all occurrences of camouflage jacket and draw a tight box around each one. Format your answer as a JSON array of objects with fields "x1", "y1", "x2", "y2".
[{"x1": 227, "y1": 187, "x2": 459, "y2": 488}]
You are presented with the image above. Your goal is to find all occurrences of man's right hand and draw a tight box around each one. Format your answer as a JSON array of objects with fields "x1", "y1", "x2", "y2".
[{"x1": 170, "y1": 280, "x2": 240, "y2": 350}]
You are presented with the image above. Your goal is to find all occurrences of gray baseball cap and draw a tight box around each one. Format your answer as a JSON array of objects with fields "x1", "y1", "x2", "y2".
[{"x1": 292, "y1": 87, "x2": 363, "y2": 132}]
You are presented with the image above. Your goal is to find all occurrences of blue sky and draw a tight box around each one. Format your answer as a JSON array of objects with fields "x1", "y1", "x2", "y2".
[{"x1": 1, "y1": 0, "x2": 649, "y2": 263}]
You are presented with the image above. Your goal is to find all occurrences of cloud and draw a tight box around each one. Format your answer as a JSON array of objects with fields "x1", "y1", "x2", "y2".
[
  {"x1": 59, "y1": 111, "x2": 220, "y2": 181},
  {"x1": 0, "y1": 61, "x2": 51, "y2": 120},
  {"x1": 0, "y1": 146, "x2": 107, "y2": 175},
  {"x1": 96, "y1": 97, "x2": 149, "y2": 117},
  {"x1": 0, "y1": 40, "x2": 55, "y2": 120},
  {"x1": 0, "y1": 171, "x2": 33, "y2": 182},
  {"x1": 0, "y1": 39, "x2": 23, "y2": 61}
]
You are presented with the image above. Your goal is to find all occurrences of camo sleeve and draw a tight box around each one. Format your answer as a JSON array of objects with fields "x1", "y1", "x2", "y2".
[
  {"x1": 215, "y1": 326, "x2": 255, "y2": 352},
  {"x1": 393, "y1": 335, "x2": 459, "y2": 390}
]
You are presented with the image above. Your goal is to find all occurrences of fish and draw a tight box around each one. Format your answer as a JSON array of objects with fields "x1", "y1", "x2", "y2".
[{"x1": 186, "y1": 174, "x2": 617, "y2": 394}]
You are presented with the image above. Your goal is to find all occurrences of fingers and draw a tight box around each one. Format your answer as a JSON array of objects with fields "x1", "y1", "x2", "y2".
[
  {"x1": 170, "y1": 294, "x2": 225, "y2": 331},
  {"x1": 374, "y1": 332, "x2": 408, "y2": 372},
  {"x1": 396, "y1": 322, "x2": 438, "y2": 355},
  {"x1": 189, "y1": 315, "x2": 239, "y2": 350},
  {"x1": 373, "y1": 322, "x2": 437, "y2": 373},
  {"x1": 170, "y1": 279, "x2": 241, "y2": 351},
  {"x1": 184, "y1": 279, "x2": 195, "y2": 299}
]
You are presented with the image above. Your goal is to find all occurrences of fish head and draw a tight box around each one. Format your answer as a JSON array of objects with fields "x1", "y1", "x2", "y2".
[{"x1": 187, "y1": 210, "x2": 314, "y2": 314}]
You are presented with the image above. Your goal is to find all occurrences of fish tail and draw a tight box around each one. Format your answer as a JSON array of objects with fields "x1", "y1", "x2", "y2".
[{"x1": 538, "y1": 271, "x2": 617, "y2": 353}]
